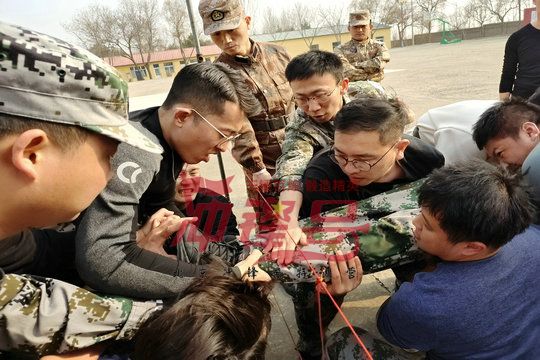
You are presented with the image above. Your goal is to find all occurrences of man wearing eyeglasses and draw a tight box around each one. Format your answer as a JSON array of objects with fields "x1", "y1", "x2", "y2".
[
  {"x1": 271, "y1": 51, "x2": 389, "y2": 360},
  {"x1": 272, "y1": 51, "x2": 387, "y2": 267},
  {"x1": 301, "y1": 98, "x2": 444, "y2": 219},
  {"x1": 70, "y1": 62, "x2": 263, "y2": 299}
]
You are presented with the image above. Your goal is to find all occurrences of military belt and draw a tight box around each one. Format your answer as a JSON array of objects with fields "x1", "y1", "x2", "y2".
[{"x1": 251, "y1": 115, "x2": 288, "y2": 132}]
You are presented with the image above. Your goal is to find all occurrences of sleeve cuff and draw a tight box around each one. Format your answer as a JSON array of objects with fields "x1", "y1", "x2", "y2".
[{"x1": 117, "y1": 300, "x2": 162, "y2": 340}]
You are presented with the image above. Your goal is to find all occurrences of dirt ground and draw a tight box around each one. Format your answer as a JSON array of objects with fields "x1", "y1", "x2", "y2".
[{"x1": 128, "y1": 35, "x2": 508, "y2": 359}]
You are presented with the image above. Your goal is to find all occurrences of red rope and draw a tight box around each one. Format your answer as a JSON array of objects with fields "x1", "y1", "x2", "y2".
[{"x1": 247, "y1": 178, "x2": 374, "y2": 360}]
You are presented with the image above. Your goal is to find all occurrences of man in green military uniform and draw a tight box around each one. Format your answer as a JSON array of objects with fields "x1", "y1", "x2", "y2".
[
  {"x1": 0, "y1": 21, "x2": 163, "y2": 356},
  {"x1": 334, "y1": 10, "x2": 390, "y2": 82},
  {"x1": 199, "y1": 0, "x2": 295, "y2": 229},
  {"x1": 272, "y1": 50, "x2": 387, "y2": 265}
]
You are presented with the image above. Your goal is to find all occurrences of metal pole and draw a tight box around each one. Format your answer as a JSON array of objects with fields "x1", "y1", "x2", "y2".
[
  {"x1": 185, "y1": 0, "x2": 230, "y2": 200},
  {"x1": 411, "y1": 0, "x2": 414, "y2": 46}
]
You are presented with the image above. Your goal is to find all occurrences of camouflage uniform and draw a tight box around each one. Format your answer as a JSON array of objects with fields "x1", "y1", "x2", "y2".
[
  {"x1": 250, "y1": 180, "x2": 424, "y2": 281},
  {"x1": 0, "y1": 21, "x2": 162, "y2": 356},
  {"x1": 334, "y1": 38, "x2": 390, "y2": 82},
  {"x1": 0, "y1": 270, "x2": 160, "y2": 356},
  {"x1": 274, "y1": 81, "x2": 388, "y2": 193},
  {"x1": 217, "y1": 41, "x2": 294, "y2": 228},
  {"x1": 199, "y1": 0, "x2": 295, "y2": 227},
  {"x1": 245, "y1": 180, "x2": 425, "y2": 359}
]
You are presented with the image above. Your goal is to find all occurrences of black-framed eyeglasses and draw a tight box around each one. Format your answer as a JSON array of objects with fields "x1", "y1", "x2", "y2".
[
  {"x1": 331, "y1": 141, "x2": 398, "y2": 171},
  {"x1": 191, "y1": 108, "x2": 242, "y2": 147},
  {"x1": 293, "y1": 85, "x2": 339, "y2": 107}
]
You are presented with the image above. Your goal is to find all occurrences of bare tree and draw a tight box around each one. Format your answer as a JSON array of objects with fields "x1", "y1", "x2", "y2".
[
  {"x1": 378, "y1": 0, "x2": 411, "y2": 46},
  {"x1": 447, "y1": 5, "x2": 470, "y2": 39},
  {"x1": 64, "y1": 5, "x2": 118, "y2": 58},
  {"x1": 261, "y1": 6, "x2": 295, "y2": 40},
  {"x1": 464, "y1": 0, "x2": 492, "y2": 35},
  {"x1": 292, "y1": 2, "x2": 324, "y2": 49},
  {"x1": 415, "y1": 0, "x2": 446, "y2": 41},
  {"x1": 66, "y1": 0, "x2": 163, "y2": 80},
  {"x1": 125, "y1": 0, "x2": 163, "y2": 79},
  {"x1": 162, "y1": 0, "x2": 190, "y2": 64},
  {"x1": 318, "y1": 3, "x2": 348, "y2": 44},
  {"x1": 481, "y1": 0, "x2": 518, "y2": 24}
]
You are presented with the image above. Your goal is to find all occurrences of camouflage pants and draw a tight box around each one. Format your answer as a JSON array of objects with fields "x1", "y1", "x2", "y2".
[{"x1": 326, "y1": 327, "x2": 418, "y2": 360}]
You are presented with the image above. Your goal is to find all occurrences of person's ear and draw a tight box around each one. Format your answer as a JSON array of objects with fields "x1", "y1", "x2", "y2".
[
  {"x1": 340, "y1": 78, "x2": 350, "y2": 95},
  {"x1": 461, "y1": 241, "x2": 487, "y2": 257},
  {"x1": 522, "y1": 121, "x2": 540, "y2": 140},
  {"x1": 245, "y1": 16, "x2": 252, "y2": 30},
  {"x1": 394, "y1": 138, "x2": 410, "y2": 161},
  {"x1": 173, "y1": 107, "x2": 192, "y2": 128},
  {"x1": 11, "y1": 129, "x2": 50, "y2": 180}
]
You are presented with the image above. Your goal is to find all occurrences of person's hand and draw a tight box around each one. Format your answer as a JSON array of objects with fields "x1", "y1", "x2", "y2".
[
  {"x1": 136, "y1": 208, "x2": 175, "y2": 242},
  {"x1": 232, "y1": 249, "x2": 271, "y2": 282},
  {"x1": 269, "y1": 221, "x2": 308, "y2": 265},
  {"x1": 324, "y1": 251, "x2": 363, "y2": 296},
  {"x1": 252, "y1": 168, "x2": 272, "y2": 192},
  {"x1": 137, "y1": 209, "x2": 197, "y2": 259}
]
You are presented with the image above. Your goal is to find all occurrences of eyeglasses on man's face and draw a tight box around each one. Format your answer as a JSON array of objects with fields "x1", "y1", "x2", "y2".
[
  {"x1": 191, "y1": 108, "x2": 241, "y2": 147},
  {"x1": 293, "y1": 85, "x2": 339, "y2": 107},
  {"x1": 331, "y1": 141, "x2": 398, "y2": 171}
]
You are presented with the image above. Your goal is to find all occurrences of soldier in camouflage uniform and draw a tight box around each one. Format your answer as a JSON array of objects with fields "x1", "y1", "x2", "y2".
[
  {"x1": 199, "y1": 0, "x2": 295, "y2": 229},
  {"x1": 271, "y1": 51, "x2": 387, "y2": 266},
  {"x1": 334, "y1": 10, "x2": 390, "y2": 83},
  {"x1": 0, "y1": 21, "x2": 163, "y2": 356}
]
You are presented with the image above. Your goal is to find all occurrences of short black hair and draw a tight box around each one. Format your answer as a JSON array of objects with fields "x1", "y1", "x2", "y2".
[
  {"x1": 0, "y1": 113, "x2": 91, "y2": 150},
  {"x1": 418, "y1": 159, "x2": 534, "y2": 248},
  {"x1": 285, "y1": 50, "x2": 343, "y2": 83},
  {"x1": 334, "y1": 97, "x2": 414, "y2": 144},
  {"x1": 162, "y1": 62, "x2": 261, "y2": 118},
  {"x1": 472, "y1": 98, "x2": 540, "y2": 150}
]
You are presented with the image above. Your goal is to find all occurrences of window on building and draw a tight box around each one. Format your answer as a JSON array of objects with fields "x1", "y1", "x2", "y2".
[
  {"x1": 153, "y1": 63, "x2": 162, "y2": 78},
  {"x1": 164, "y1": 62, "x2": 175, "y2": 77},
  {"x1": 375, "y1": 36, "x2": 385, "y2": 43},
  {"x1": 332, "y1": 41, "x2": 341, "y2": 49},
  {"x1": 310, "y1": 44, "x2": 319, "y2": 51},
  {"x1": 130, "y1": 66, "x2": 148, "y2": 81}
]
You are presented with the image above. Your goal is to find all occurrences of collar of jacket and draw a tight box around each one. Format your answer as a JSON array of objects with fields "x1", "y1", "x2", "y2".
[{"x1": 221, "y1": 39, "x2": 260, "y2": 65}]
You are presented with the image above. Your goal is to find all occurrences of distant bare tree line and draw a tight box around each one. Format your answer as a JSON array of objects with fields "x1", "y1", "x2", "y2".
[{"x1": 65, "y1": 0, "x2": 526, "y2": 71}]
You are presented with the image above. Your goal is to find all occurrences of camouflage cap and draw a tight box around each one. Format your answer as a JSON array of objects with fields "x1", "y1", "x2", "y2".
[
  {"x1": 349, "y1": 10, "x2": 371, "y2": 26},
  {"x1": 0, "y1": 21, "x2": 162, "y2": 154},
  {"x1": 198, "y1": 0, "x2": 244, "y2": 35}
]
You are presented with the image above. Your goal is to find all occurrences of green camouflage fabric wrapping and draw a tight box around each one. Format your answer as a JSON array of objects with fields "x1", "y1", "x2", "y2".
[
  {"x1": 0, "y1": 271, "x2": 160, "y2": 356},
  {"x1": 326, "y1": 327, "x2": 414, "y2": 360},
  {"x1": 250, "y1": 180, "x2": 424, "y2": 282},
  {"x1": 334, "y1": 39, "x2": 390, "y2": 82}
]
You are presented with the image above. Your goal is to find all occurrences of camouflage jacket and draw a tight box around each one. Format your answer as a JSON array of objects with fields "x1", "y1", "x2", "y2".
[
  {"x1": 248, "y1": 180, "x2": 425, "y2": 282},
  {"x1": 0, "y1": 271, "x2": 160, "y2": 356},
  {"x1": 334, "y1": 38, "x2": 390, "y2": 82},
  {"x1": 216, "y1": 40, "x2": 294, "y2": 172},
  {"x1": 273, "y1": 95, "x2": 351, "y2": 192}
]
